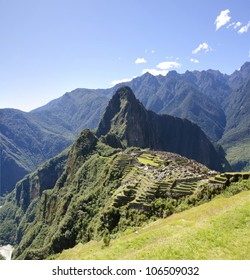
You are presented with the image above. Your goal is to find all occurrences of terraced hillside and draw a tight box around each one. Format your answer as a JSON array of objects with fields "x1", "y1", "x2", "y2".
[{"x1": 109, "y1": 150, "x2": 215, "y2": 212}]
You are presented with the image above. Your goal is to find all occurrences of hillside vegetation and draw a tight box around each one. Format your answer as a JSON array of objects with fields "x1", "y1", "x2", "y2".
[
  {"x1": 57, "y1": 188, "x2": 250, "y2": 260},
  {"x1": 0, "y1": 126, "x2": 248, "y2": 259}
]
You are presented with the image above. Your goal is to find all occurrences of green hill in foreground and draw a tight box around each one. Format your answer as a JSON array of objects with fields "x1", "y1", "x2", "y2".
[{"x1": 56, "y1": 190, "x2": 250, "y2": 260}]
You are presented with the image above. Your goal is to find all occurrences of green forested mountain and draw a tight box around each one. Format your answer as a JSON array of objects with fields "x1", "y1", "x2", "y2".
[
  {"x1": 0, "y1": 89, "x2": 111, "y2": 195},
  {"x1": 219, "y1": 76, "x2": 250, "y2": 170},
  {"x1": 1, "y1": 62, "x2": 250, "y2": 194},
  {"x1": 0, "y1": 132, "x2": 248, "y2": 259},
  {"x1": 30, "y1": 88, "x2": 112, "y2": 135},
  {"x1": 0, "y1": 86, "x2": 235, "y2": 260},
  {"x1": 0, "y1": 130, "x2": 227, "y2": 259},
  {"x1": 0, "y1": 109, "x2": 73, "y2": 195}
]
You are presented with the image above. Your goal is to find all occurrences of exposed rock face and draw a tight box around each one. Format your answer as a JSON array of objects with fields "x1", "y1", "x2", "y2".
[{"x1": 96, "y1": 86, "x2": 229, "y2": 171}]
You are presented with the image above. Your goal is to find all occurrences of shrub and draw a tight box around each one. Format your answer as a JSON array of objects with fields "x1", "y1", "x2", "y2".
[{"x1": 102, "y1": 230, "x2": 111, "y2": 248}]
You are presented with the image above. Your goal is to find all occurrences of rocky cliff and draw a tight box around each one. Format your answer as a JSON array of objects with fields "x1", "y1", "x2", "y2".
[{"x1": 96, "y1": 86, "x2": 229, "y2": 171}]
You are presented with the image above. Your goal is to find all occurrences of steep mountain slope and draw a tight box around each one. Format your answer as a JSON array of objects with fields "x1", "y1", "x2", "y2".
[
  {"x1": 30, "y1": 88, "x2": 111, "y2": 135},
  {"x1": 0, "y1": 109, "x2": 72, "y2": 195},
  {"x1": 0, "y1": 89, "x2": 111, "y2": 195},
  {"x1": 96, "y1": 86, "x2": 229, "y2": 171},
  {"x1": 0, "y1": 147, "x2": 69, "y2": 246},
  {"x1": 158, "y1": 80, "x2": 226, "y2": 141},
  {"x1": 229, "y1": 61, "x2": 250, "y2": 90},
  {"x1": 219, "y1": 75, "x2": 250, "y2": 170},
  {"x1": 186, "y1": 69, "x2": 231, "y2": 106},
  {"x1": 125, "y1": 70, "x2": 228, "y2": 141}
]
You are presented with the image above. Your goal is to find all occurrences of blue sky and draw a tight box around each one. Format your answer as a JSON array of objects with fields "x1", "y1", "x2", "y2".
[{"x1": 1, "y1": 0, "x2": 250, "y2": 111}]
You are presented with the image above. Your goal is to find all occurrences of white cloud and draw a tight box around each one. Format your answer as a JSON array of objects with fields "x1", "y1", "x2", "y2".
[
  {"x1": 225, "y1": 19, "x2": 250, "y2": 34},
  {"x1": 234, "y1": 21, "x2": 242, "y2": 29},
  {"x1": 190, "y1": 58, "x2": 199, "y2": 64},
  {"x1": 226, "y1": 22, "x2": 234, "y2": 29},
  {"x1": 215, "y1": 9, "x2": 231, "y2": 30},
  {"x1": 111, "y1": 78, "x2": 133, "y2": 86},
  {"x1": 238, "y1": 21, "x2": 250, "y2": 34},
  {"x1": 156, "y1": 61, "x2": 181, "y2": 70},
  {"x1": 142, "y1": 68, "x2": 168, "y2": 76},
  {"x1": 135, "y1": 57, "x2": 147, "y2": 64},
  {"x1": 192, "y1": 42, "x2": 212, "y2": 54},
  {"x1": 227, "y1": 21, "x2": 242, "y2": 29},
  {"x1": 142, "y1": 61, "x2": 181, "y2": 76}
]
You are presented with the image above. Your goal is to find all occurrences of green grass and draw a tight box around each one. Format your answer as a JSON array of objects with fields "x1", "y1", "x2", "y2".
[
  {"x1": 56, "y1": 190, "x2": 250, "y2": 260},
  {"x1": 137, "y1": 153, "x2": 159, "y2": 167}
]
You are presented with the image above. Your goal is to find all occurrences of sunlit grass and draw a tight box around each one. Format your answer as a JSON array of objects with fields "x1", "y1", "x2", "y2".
[
  {"x1": 137, "y1": 153, "x2": 159, "y2": 166},
  {"x1": 57, "y1": 191, "x2": 250, "y2": 260}
]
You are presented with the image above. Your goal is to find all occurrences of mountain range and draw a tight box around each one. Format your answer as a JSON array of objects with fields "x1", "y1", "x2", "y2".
[
  {"x1": 0, "y1": 86, "x2": 232, "y2": 259},
  {"x1": 1, "y1": 62, "x2": 250, "y2": 194}
]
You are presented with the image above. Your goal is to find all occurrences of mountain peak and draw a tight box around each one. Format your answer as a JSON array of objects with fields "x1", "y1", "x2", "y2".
[
  {"x1": 239, "y1": 61, "x2": 250, "y2": 75},
  {"x1": 96, "y1": 87, "x2": 228, "y2": 171},
  {"x1": 96, "y1": 86, "x2": 144, "y2": 140},
  {"x1": 229, "y1": 61, "x2": 250, "y2": 88},
  {"x1": 115, "y1": 86, "x2": 137, "y2": 102}
]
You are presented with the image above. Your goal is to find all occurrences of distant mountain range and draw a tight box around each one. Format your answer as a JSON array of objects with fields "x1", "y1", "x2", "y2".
[{"x1": 1, "y1": 62, "x2": 250, "y2": 194}]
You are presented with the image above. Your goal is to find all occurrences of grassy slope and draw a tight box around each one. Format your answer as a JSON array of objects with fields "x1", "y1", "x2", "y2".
[{"x1": 57, "y1": 190, "x2": 250, "y2": 260}]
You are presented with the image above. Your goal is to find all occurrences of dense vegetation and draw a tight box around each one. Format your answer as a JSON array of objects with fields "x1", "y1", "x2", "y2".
[
  {"x1": 0, "y1": 148, "x2": 69, "y2": 246},
  {"x1": 0, "y1": 123, "x2": 248, "y2": 259},
  {"x1": 56, "y1": 183, "x2": 250, "y2": 260}
]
